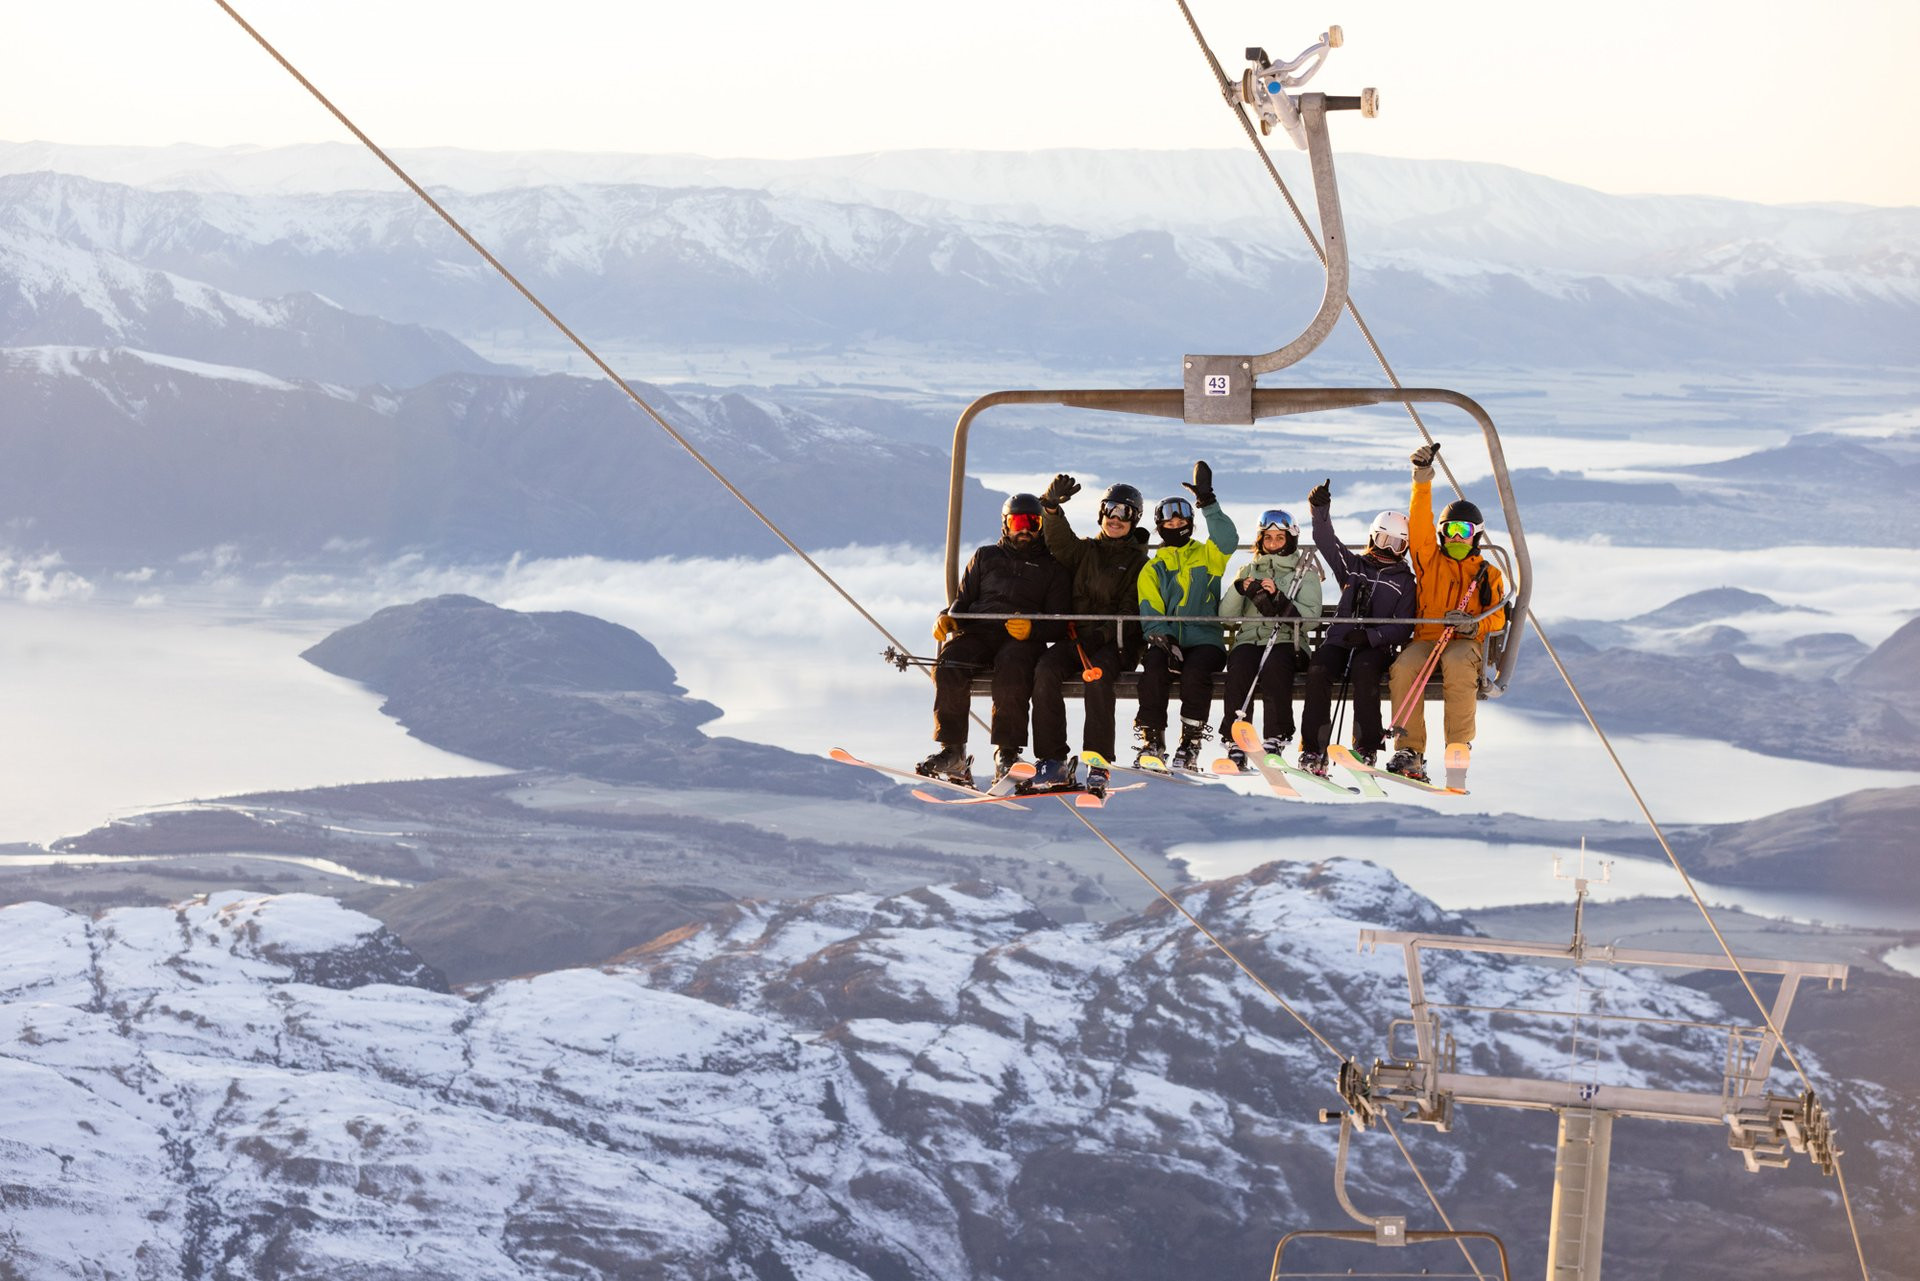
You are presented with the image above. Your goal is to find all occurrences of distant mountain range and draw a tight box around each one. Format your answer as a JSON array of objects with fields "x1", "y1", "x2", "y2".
[
  {"x1": 0, "y1": 348, "x2": 990, "y2": 564},
  {"x1": 3, "y1": 152, "x2": 1915, "y2": 371},
  {"x1": 1512, "y1": 600, "x2": 1920, "y2": 768}
]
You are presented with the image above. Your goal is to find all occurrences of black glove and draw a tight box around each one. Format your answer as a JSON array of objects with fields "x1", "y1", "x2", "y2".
[
  {"x1": 1148, "y1": 634, "x2": 1185, "y2": 669},
  {"x1": 1410, "y1": 442, "x2": 1440, "y2": 469},
  {"x1": 1041, "y1": 473, "x2": 1080, "y2": 509},
  {"x1": 1307, "y1": 477, "x2": 1332, "y2": 509},
  {"x1": 1233, "y1": 576, "x2": 1261, "y2": 598},
  {"x1": 1443, "y1": 609, "x2": 1476, "y2": 632},
  {"x1": 1183, "y1": 460, "x2": 1215, "y2": 509},
  {"x1": 1253, "y1": 592, "x2": 1284, "y2": 618}
]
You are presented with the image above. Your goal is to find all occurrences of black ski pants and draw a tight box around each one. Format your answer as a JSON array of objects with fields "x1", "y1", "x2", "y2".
[
  {"x1": 1218, "y1": 642, "x2": 1303, "y2": 743},
  {"x1": 931, "y1": 628, "x2": 1046, "y2": 749},
  {"x1": 1134, "y1": 641, "x2": 1227, "y2": 734},
  {"x1": 1300, "y1": 640, "x2": 1394, "y2": 756},
  {"x1": 1032, "y1": 636, "x2": 1125, "y2": 763}
]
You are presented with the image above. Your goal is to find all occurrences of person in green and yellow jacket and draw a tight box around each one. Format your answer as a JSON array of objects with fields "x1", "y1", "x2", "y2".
[
  {"x1": 1218, "y1": 506, "x2": 1324, "y2": 769},
  {"x1": 1134, "y1": 460, "x2": 1239, "y2": 770},
  {"x1": 1384, "y1": 441, "x2": 1508, "y2": 784}
]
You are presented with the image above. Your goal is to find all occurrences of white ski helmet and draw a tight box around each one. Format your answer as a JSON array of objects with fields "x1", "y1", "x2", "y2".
[{"x1": 1369, "y1": 510, "x2": 1410, "y2": 556}]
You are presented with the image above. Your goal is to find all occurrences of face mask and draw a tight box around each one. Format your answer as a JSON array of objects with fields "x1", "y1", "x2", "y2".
[{"x1": 1443, "y1": 539, "x2": 1473, "y2": 561}]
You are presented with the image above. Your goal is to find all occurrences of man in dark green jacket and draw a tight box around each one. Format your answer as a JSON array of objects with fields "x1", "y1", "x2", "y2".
[{"x1": 1030, "y1": 475, "x2": 1150, "y2": 794}]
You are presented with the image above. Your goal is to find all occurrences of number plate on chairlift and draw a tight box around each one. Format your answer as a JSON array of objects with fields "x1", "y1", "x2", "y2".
[{"x1": 1183, "y1": 354, "x2": 1254, "y2": 424}]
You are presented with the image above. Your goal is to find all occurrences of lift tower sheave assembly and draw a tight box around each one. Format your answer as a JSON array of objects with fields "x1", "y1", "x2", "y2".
[{"x1": 1343, "y1": 903, "x2": 1848, "y2": 1281}]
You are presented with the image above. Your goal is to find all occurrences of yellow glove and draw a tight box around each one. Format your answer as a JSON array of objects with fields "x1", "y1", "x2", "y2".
[
  {"x1": 1005, "y1": 618, "x2": 1032, "y2": 641},
  {"x1": 933, "y1": 614, "x2": 956, "y2": 643}
]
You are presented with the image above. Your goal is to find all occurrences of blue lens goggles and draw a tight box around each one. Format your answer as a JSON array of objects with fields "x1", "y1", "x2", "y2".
[{"x1": 1258, "y1": 508, "x2": 1295, "y2": 531}]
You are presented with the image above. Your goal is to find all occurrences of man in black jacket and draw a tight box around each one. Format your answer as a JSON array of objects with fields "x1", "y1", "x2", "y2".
[
  {"x1": 1029, "y1": 475, "x2": 1150, "y2": 795},
  {"x1": 1297, "y1": 478, "x2": 1418, "y2": 777},
  {"x1": 918, "y1": 493, "x2": 1074, "y2": 787}
]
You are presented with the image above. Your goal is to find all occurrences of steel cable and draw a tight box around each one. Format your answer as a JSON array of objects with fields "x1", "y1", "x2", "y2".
[{"x1": 1172, "y1": 4, "x2": 1871, "y2": 1276}]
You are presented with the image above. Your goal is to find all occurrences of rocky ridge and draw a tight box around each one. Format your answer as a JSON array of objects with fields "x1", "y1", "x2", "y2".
[{"x1": 0, "y1": 869, "x2": 1908, "y2": 1279}]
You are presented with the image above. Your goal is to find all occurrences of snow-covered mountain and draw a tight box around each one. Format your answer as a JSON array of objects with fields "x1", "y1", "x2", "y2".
[
  {"x1": 1, "y1": 868, "x2": 1900, "y2": 1279},
  {"x1": 0, "y1": 173, "x2": 499, "y2": 386},
  {"x1": 4, "y1": 164, "x2": 1914, "y2": 370},
  {"x1": 8, "y1": 141, "x2": 1915, "y2": 279},
  {"x1": 0, "y1": 349, "x2": 987, "y2": 564}
]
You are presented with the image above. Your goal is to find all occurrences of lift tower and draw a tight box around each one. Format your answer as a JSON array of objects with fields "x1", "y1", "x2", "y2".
[{"x1": 1339, "y1": 860, "x2": 1846, "y2": 1281}]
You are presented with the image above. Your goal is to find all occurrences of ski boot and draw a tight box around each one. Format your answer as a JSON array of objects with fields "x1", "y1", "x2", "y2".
[
  {"x1": 1132, "y1": 724, "x2": 1166, "y2": 769},
  {"x1": 1021, "y1": 757, "x2": 1078, "y2": 794},
  {"x1": 1262, "y1": 736, "x2": 1290, "y2": 762},
  {"x1": 1350, "y1": 747, "x2": 1377, "y2": 769},
  {"x1": 993, "y1": 745, "x2": 1025, "y2": 784},
  {"x1": 1225, "y1": 743, "x2": 1249, "y2": 772},
  {"x1": 1297, "y1": 751, "x2": 1331, "y2": 779},
  {"x1": 916, "y1": 742, "x2": 974, "y2": 789},
  {"x1": 1084, "y1": 765, "x2": 1111, "y2": 798},
  {"x1": 1171, "y1": 719, "x2": 1207, "y2": 772},
  {"x1": 1385, "y1": 749, "x2": 1429, "y2": 783}
]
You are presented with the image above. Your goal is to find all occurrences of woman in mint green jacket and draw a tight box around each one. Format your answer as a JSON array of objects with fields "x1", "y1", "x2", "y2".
[{"x1": 1217, "y1": 507, "x2": 1324, "y2": 765}]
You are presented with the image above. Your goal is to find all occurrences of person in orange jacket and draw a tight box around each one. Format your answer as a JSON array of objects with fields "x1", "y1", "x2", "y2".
[{"x1": 1384, "y1": 442, "x2": 1506, "y2": 783}]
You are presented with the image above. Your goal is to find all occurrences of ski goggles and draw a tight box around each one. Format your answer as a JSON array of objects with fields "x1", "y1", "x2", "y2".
[
  {"x1": 1155, "y1": 497, "x2": 1194, "y2": 524},
  {"x1": 1439, "y1": 520, "x2": 1481, "y2": 541},
  {"x1": 1098, "y1": 500, "x2": 1141, "y2": 524},
  {"x1": 1258, "y1": 508, "x2": 1297, "y2": 531},
  {"x1": 1004, "y1": 512, "x2": 1042, "y2": 533}
]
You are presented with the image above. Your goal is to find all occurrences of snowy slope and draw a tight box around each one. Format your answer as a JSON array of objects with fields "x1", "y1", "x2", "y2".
[{"x1": 0, "y1": 866, "x2": 1901, "y2": 1279}]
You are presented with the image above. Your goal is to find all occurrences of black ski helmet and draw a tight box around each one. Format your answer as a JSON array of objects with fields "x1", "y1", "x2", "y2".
[
  {"x1": 1154, "y1": 495, "x2": 1195, "y2": 547},
  {"x1": 1099, "y1": 483, "x2": 1145, "y2": 525},
  {"x1": 1439, "y1": 498, "x2": 1485, "y2": 560},
  {"x1": 1002, "y1": 492, "x2": 1044, "y2": 536}
]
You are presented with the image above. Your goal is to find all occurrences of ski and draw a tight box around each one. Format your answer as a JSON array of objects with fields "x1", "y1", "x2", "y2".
[
  {"x1": 828, "y1": 748, "x2": 1031, "y2": 810},
  {"x1": 1328, "y1": 744, "x2": 1467, "y2": 796},
  {"x1": 1227, "y1": 721, "x2": 1301, "y2": 799},
  {"x1": 914, "y1": 779, "x2": 1145, "y2": 807},
  {"x1": 1444, "y1": 742, "x2": 1471, "y2": 792},
  {"x1": 1087, "y1": 750, "x2": 1205, "y2": 786},
  {"x1": 1230, "y1": 721, "x2": 1359, "y2": 797}
]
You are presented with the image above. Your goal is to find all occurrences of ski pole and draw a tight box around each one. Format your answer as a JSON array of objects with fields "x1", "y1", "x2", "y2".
[
  {"x1": 1234, "y1": 550, "x2": 1319, "y2": 725},
  {"x1": 1387, "y1": 568, "x2": 1488, "y2": 739},
  {"x1": 1067, "y1": 622, "x2": 1104, "y2": 683}
]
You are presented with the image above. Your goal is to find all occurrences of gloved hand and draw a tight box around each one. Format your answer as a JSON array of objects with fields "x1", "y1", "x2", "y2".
[
  {"x1": 1442, "y1": 609, "x2": 1476, "y2": 632},
  {"x1": 1234, "y1": 577, "x2": 1261, "y2": 598},
  {"x1": 1183, "y1": 460, "x2": 1215, "y2": 509},
  {"x1": 1307, "y1": 477, "x2": 1332, "y2": 509},
  {"x1": 1041, "y1": 473, "x2": 1080, "y2": 509},
  {"x1": 1005, "y1": 617, "x2": 1033, "y2": 641},
  {"x1": 933, "y1": 614, "x2": 956, "y2": 643},
  {"x1": 1148, "y1": 633, "x2": 1184, "y2": 668},
  {"x1": 1410, "y1": 442, "x2": 1441, "y2": 469}
]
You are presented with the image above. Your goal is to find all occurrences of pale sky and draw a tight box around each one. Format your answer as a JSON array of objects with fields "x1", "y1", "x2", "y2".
[{"x1": 5, "y1": 0, "x2": 1918, "y2": 206}]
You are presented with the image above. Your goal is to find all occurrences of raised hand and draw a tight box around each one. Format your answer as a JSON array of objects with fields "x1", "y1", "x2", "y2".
[{"x1": 1182, "y1": 460, "x2": 1215, "y2": 509}]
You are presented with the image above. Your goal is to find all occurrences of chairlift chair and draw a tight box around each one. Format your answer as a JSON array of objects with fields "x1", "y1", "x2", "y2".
[{"x1": 911, "y1": 32, "x2": 1532, "y2": 705}]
